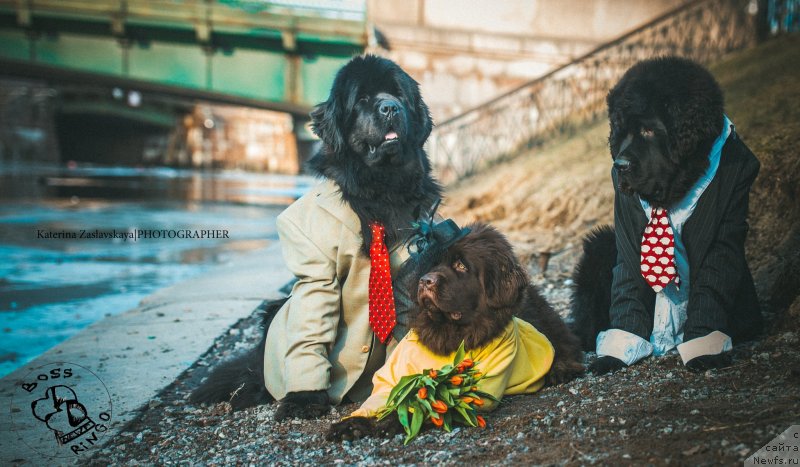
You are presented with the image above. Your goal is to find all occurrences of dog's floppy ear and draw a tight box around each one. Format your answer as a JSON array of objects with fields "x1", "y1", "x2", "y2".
[
  {"x1": 665, "y1": 96, "x2": 723, "y2": 165},
  {"x1": 310, "y1": 97, "x2": 345, "y2": 155},
  {"x1": 463, "y1": 223, "x2": 529, "y2": 309},
  {"x1": 485, "y1": 255, "x2": 528, "y2": 309},
  {"x1": 661, "y1": 59, "x2": 724, "y2": 164},
  {"x1": 396, "y1": 72, "x2": 433, "y2": 146}
]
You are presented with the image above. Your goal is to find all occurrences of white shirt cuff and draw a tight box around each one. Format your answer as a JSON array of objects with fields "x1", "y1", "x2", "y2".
[
  {"x1": 676, "y1": 330, "x2": 732, "y2": 365},
  {"x1": 596, "y1": 328, "x2": 654, "y2": 366}
]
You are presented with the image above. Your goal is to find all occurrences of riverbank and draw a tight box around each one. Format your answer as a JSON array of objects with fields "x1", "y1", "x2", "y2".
[
  {"x1": 0, "y1": 244, "x2": 292, "y2": 465},
  {"x1": 0, "y1": 165, "x2": 313, "y2": 377}
]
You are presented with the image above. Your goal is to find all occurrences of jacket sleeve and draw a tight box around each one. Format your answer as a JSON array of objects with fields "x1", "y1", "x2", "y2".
[
  {"x1": 277, "y1": 213, "x2": 342, "y2": 394},
  {"x1": 608, "y1": 169, "x2": 656, "y2": 339},
  {"x1": 684, "y1": 155, "x2": 759, "y2": 341}
]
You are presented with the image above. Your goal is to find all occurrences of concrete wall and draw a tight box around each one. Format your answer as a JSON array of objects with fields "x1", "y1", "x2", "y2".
[{"x1": 368, "y1": 0, "x2": 690, "y2": 121}]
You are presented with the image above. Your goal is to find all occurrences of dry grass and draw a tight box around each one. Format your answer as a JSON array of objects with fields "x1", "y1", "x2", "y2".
[{"x1": 440, "y1": 122, "x2": 613, "y2": 262}]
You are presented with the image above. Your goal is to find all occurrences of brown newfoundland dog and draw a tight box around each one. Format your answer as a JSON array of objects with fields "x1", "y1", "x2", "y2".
[{"x1": 327, "y1": 222, "x2": 584, "y2": 441}]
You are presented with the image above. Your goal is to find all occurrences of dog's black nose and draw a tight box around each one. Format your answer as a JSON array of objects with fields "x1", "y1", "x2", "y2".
[
  {"x1": 613, "y1": 158, "x2": 632, "y2": 173},
  {"x1": 379, "y1": 100, "x2": 399, "y2": 117},
  {"x1": 420, "y1": 273, "x2": 439, "y2": 288}
]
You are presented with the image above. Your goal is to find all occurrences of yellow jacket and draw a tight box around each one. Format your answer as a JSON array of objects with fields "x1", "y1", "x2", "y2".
[{"x1": 350, "y1": 317, "x2": 555, "y2": 417}]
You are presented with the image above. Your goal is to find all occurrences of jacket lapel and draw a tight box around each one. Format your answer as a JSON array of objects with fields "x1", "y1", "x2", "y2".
[
  {"x1": 313, "y1": 179, "x2": 362, "y2": 235},
  {"x1": 683, "y1": 136, "x2": 741, "y2": 273}
]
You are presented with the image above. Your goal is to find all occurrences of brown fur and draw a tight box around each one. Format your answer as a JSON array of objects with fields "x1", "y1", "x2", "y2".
[
  {"x1": 327, "y1": 222, "x2": 585, "y2": 442},
  {"x1": 413, "y1": 223, "x2": 584, "y2": 384}
]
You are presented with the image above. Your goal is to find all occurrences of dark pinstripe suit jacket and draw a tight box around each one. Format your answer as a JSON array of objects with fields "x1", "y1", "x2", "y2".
[{"x1": 609, "y1": 131, "x2": 762, "y2": 343}]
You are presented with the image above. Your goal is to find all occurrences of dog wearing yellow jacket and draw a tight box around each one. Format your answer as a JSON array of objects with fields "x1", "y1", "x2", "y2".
[{"x1": 327, "y1": 223, "x2": 583, "y2": 441}]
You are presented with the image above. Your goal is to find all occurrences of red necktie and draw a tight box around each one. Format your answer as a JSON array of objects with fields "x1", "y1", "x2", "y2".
[
  {"x1": 640, "y1": 207, "x2": 680, "y2": 293},
  {"x1": 369, "y1": 222, "x2": 396, "y2": 343}
]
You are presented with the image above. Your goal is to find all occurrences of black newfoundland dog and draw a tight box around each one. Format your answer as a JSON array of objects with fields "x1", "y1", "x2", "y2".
[
  {"x1": 190, "y1": 55, "x2": 441, "y2": 416},
  {"x1": 308, "y1": 55, "x2": 442, "y2": 254},
  {"x1": 327, "y1": 223, "x2": 584, "y2": 441},
  {"x1": 570, "y1": 57, "x2": 762, "y2": 374}
]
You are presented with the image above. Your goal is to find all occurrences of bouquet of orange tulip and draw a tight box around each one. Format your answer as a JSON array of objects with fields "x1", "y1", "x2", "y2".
[{"x1": 376, "y1": 342, "x2": 499, "y2": 444}]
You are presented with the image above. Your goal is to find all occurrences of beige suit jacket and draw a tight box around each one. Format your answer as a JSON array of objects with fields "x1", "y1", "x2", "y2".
[{"x1": 263, "y1": 179, "x2": 408, "y2": 404}]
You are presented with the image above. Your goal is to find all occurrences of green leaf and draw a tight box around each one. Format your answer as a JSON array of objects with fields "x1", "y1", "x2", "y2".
[
  {"x1": 438, "y1": 364, "x2": 454, "y2": 376},
  {"x1": 455, "y1": 406, "x2": 476, "y2": 427},
  {"x1": 386, "y1": 374, "x2": 421, "y2": 404},
  {"x1": 406, "y1": 401, "x2": 424, "y2": 445},
  {"x1": 418, "y1": 398, "x2": 433, "y2": 414},
  {"x1": 397, "y1": 401, "x2": 410, "y2": 429},
  {"x1": 453, "y1": 341, "x2": 466, "y2": 366},
  {"x1": 437, "y1": 385, "x2": 454, "y2": 405},
  {"x1": 443, "y1": 411, "x2": 453, "y2": 432},
  {"x1": 474, "y1": 390, "x2": 501, "y2": 402},
  {"x1": 467, "y1": 410, "x2": 478, "y2": 426}
]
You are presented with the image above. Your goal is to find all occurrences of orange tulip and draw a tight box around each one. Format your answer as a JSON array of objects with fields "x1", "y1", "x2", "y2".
[
  {"x1": 417, "y1": 387, "x2": 428, "y2": 399},
  {"x1": 461, "y1": 396, "x2": 474, "y2": 404},
  {"x1": 456, "y1": 364, "x2": 466, "y2": 373},
  {"x1": 461, "y1": 358, "x2": 474, "y2": 369},
  {"x1": 473, "y1": 372, "x2": 483, "y2": 379},
  {"x1": 471, "y1": 386, "x2": 478, "y2": 392},
  {"x1": 430, "y1": 415, "x2": 444, "y2": 427},
  {"x1": 472, "y1": 397, "x2": 485, "y2": 407},
  {"x1": 431, "y1": 400, "x2": 448, "y2": 414},
  {"x1": 428, "y1": 370, "x2": 438, "y2": 379},
  {"x1": 449, "y1": 375, "x2": 463, "y2": 386},
  {"x1": 476, "y1": 415, "x2": 486, "y2": 428}
]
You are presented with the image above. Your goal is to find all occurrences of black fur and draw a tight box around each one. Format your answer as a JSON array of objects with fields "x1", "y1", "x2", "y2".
[
  {"x1": 569, "y1": 225, "x2": 616, "y2": 351},
  {"x1": 274, "y1": 390, "x2": 330, "y2": 421},
  {"x1": 608, "y1": 56, "x2": 724, "y2": 208},
  {"x1": 589, "y1": 356, "x2": 627, "y2": 375},
  {"x1": 189, "y1": 298, "x2": 285, "y2": 410},
  {"x1": 307, "y1": 55, "x2": 441, "y2": 254}
]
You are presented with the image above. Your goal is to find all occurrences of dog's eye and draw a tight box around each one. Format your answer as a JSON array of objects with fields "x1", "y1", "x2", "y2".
[
  {"x1": 640, "y1": 127, "x2": 655, "y2": 138},
  {"x1": 453, "y1": 260, "x2": 468, "y2": 273}
]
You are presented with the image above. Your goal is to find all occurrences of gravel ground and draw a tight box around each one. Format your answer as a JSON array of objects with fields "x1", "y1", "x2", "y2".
[{"x1": 87, "y1": 252, "x2": 800, "y2": 466}]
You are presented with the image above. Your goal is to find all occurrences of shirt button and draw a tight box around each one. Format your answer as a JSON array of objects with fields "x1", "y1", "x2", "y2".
[{"x1": 361, "y1": 345, "x2": 370, "y2": 353}]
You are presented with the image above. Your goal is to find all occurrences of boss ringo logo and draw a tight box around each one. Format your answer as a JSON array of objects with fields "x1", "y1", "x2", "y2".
[{"x1": 11, "y1": 362, "x2": 113, "y2": 458}]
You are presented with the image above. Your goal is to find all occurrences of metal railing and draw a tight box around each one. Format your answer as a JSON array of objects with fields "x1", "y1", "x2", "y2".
[{"x1": 427, "y1": 0, "x2": 761, "y2": 184}]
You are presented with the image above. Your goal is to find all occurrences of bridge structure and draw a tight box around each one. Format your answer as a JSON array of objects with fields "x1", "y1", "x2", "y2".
[{"x1": 0, "y1": 0, "x2": 367, "y2": 120}]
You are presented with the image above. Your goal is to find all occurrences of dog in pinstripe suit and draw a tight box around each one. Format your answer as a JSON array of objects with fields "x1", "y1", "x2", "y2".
[{"x1": 569, "y1": 57, "x2": 762, "y2": 374}]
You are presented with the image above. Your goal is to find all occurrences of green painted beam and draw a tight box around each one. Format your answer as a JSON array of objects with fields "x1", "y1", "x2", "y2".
[
  {"x1": 0, "y1": 58, "x2": 314, "y2": 117},
  {"x1": 0, "y1": 0, "x2": 364, "y2": 109}
]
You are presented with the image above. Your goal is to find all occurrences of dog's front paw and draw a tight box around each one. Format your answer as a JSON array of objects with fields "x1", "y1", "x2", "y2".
[
  {"x1": 274, "y1": 390, "x2": 329, "y2": 421},
  {"x1": 373, "y1": 416, "x2": 405, "y2": 438},
  {"x1": 326, "y1": 417, "x2": 377, "y2": 442},
  {"x1": 589, "y1": 356, "x2": 627, "y2": 375},
  {"x1": 546, "y1": 359, "x2": 585, "y2": 385},
  {"x1": 685, "y1": 352, "x2": 732, "y2": 372}
]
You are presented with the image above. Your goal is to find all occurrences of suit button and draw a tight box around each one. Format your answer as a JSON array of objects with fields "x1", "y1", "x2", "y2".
[{"x1": 361, "y1": 345, "x2": 370, "y2": 353}]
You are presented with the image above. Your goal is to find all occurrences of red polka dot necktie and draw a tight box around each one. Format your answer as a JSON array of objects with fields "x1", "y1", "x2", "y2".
[
  {"x1": 369, "y1": 222, "x2": 396, "y2": 344},
  {"x1": 640, "y1": 207, "x2": 680, "y2": 293}
]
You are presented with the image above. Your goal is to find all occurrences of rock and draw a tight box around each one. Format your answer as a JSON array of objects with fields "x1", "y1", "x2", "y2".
[{"x1": 682, "y1": 445, "x2": 701, "y2": 456}]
